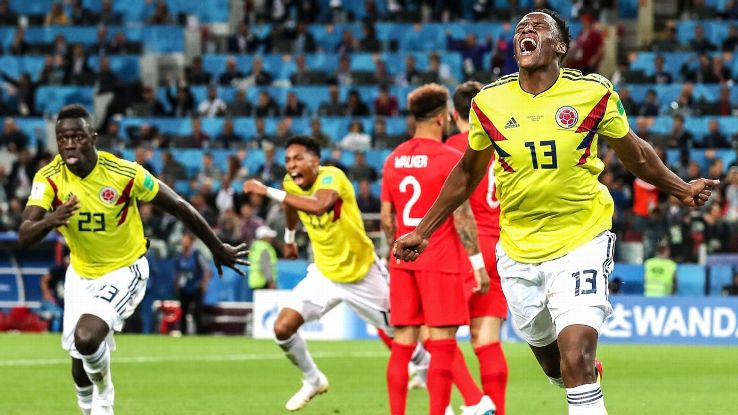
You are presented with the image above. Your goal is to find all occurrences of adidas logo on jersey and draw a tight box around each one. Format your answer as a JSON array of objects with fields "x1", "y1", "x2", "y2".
[{"x1": 504, "y1": 117, "x2": 520, "y2": 129}]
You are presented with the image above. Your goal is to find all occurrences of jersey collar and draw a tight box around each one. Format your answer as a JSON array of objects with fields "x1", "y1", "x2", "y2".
[{"x1": 517, "y1": 69, "x2": 563, "y2": 98}]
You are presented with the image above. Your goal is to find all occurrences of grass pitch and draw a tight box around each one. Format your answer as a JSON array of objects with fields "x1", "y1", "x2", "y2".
[{"x1": 0, "y1": 333, "x2": 736, "y2": 414}]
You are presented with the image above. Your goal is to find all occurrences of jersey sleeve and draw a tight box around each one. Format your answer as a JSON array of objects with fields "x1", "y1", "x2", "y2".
[
  {"x1": 468, "y1": 98, "x2": 493, "y2": 151},
  {"x1": 132, "y1": 162, "x2": 160, "y2": 202},
  {"x1": 597, "y1": 88, "x2": 630, "y2": 139},
  {"x1": 26, "y1": 170, "x2": 56, "y2": 210},
  {"x1": 315, "y1": 170, "x2": 343, "y2": 195}
]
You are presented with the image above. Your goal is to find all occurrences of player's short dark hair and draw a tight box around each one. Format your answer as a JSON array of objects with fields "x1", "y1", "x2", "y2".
[
  {"x1": 452, "y1": 81, "x2": 483, "y2": 120},
  {"x1": 535, "y1": 8, "x2": 570, "y2": 62},
  {"x1": 286, "y1": 135, "x2": 321, "y2": 157},
  {"x1": 57, "y1": 104, "x2": 92, "y2": 123},
  {"x1": 408, "y1": 83, "x2": 448, "y2": 120}
]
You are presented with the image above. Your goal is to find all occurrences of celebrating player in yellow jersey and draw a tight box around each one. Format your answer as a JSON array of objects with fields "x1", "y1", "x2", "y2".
[
  {"x1": 19, "y1": 104, "x2": 248, "y2": 415},
  {"x1": 243, "y1": 136, "x2": 426, "y2": 412},
  {"x1": 394, "y1": 9, "x2": 719, "y2": 415}
]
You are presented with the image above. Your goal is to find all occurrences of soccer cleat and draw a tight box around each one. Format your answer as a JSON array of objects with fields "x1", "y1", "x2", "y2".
[
  {"x1": 407, "y1": 363, "x2": 427, "y2": 389},
  {"x1": 90, "y1": 369, "x2": 114, "y2": 415},
  {"x1": 594, "y1": 358, "x2": 603, "y2": 384},
  {"x1": 460, "y1": 395, "x2": 496, "y2": 415},
  {"x1": 285, "y1": 372, "x2": 329, "y2": 411},
  {"x1": 445, "y1": 405, "x2": 456, "y2": 415}
]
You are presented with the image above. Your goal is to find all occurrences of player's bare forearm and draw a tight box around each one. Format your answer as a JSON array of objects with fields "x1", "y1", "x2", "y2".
[
  {"x1": 150, "y1": 181, "x2": 223, "y2": 250},
  {"x1": 453, "y1": 201, "x2": 480, "y2": 256},
  {"x1": 283, "y1": 189, "x2": 339, "y2": 216},
  {"x1": 415, "y1": 146, "x2": 492, "y2": 239},
  {"x1": 18, "y1": 207, "x2": 55, "y2": 248},
  {"x1": 606, "y1": 130, "x2": 690, "y2": 199},
  {"x1": 380, "y1": 201, "x2": 396, "y2": 247},
  {"x1": 285, "y1": 204, "x2": 299, "y2": 231}
]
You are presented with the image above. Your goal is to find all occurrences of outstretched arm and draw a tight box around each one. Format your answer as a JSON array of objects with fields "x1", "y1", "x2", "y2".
[
  {"x1": 150, "y1": 180, "x2": 248, "y2": 276},
  {"x1": 605, "y1": 129, "x2": 719, "y2": 206},
  {"x1": 243, "y1": 179, "x2": 339, "y2": 216}
]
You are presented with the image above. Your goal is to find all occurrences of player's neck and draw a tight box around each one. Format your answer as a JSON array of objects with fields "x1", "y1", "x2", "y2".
[
  {"x1": 68, "y1": 150, "x2": 99, "y2": 178},
  {"x1": 412, "y1": 125, "x2": 443, "y2": 142},
  {"x1": 518, "y1": 64, "x2": 561, "y2": 95}
]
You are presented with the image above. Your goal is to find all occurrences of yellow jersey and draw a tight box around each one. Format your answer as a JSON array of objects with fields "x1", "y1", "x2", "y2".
[
  {"x1": 283, "y1": 166, "x2": 374, "y2": 283},
  {"x1": 469, "y1": 69, "x2": 630, "y2": 263},
  {"x1": 27, "y1": 151, "x2": 160, "y2": 278}
]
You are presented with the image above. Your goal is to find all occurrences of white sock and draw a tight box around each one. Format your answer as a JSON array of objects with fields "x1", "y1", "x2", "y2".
[
  {"x1": 566, "y1": 383, "x2": 607, "y2": 415},
  {"x1": 276, "y1": 333, "x2": 320, "y2": 384},
  {"x1": 75, "y1": 384, "x2": 93, "y2": 415},
  {"x1": 81, "y1": 342, "x2": 113, "y2": 398},
  {"x1": 548, "y1": 376, "x2": 565, "y2": 388},
  {"x1": 410, "y1": 342, "x2": 429, "y2": 384}
]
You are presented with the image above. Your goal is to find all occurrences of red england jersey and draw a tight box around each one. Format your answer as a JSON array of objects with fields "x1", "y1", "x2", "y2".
[
  {"x1": 381, "y1": 137, "x2": 469, "y2": 273},
  {"x1": 445, "y1": 131, "x2": 501, "y2": 238}
]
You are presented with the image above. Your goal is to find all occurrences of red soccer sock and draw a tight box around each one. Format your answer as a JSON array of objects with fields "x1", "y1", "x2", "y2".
[
  {"x1": 452, "y1": 345, "x2": 484, "y2": 406},
  {"x1": 475, "y1": 342, "x2": 508, "y2": 415},
  {"x1": 377, "y1": 328, "x2": 394, "y2": 349},
  {"x1": 426, "y1": 338, "x2": 457, "y2": 415},
  {"x1": 387, "y1": 341, "x2": 415, "y2": 415}
]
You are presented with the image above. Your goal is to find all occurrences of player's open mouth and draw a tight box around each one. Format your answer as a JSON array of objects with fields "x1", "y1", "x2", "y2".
[
  {"x1": 520, "y1": 37, "x2": 537, "y2": 55},
  {"x1": 290, "y1": 172, "x2": 304, "y2": 185},
  {"x1": 65, "y1": 155, "x2": 79, "y2": 165}
]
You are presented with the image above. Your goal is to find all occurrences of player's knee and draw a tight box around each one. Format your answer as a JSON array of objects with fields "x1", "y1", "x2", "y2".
[
  {"x1": 273, "y1": 319, "x2": 297, "y2": 340},
  {"x1": 74, "y1": 326, "x2": 102, "y2": 356}
]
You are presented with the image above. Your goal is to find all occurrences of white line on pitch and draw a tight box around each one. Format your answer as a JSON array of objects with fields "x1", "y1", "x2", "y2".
[{"x1": 0, "y1": 351, "x2": 389, "y2": 367}]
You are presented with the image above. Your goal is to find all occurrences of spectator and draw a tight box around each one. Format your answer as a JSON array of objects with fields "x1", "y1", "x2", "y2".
[
  {"x1": 273, "y1": 117, "x2": 293, "y2": 148},
  {"x1": 318, "y1": 83, "x2": 343, "y2": 116},
  {"x1": 198, "y1": 86, "x2": 228, "y2": 117},
  {"x1": 707, "y1": 158, "x2": 726, "y2": 183},
  {"x1": 160, "y1": 151, "x2": 187, "y2": 182},
  {"x1": 254, "y1": 90, "x2": 280, "y2": 117},
  {"x1": 359, "y1": 21, "x2": 381, "y2": 53},
  {"x1": 39, "y1": 54, "x2": 68, "y2": 85},
  {"x1": 97, "y1": 122, "x2": 123, "y2": 150},
  {"x1": 44, "y1": 2, "x2": 69, "y2": 26},
  {"x1": 187, "y1": 117, "x2": 211, "y2": 148},
  {"x1": 0, "y1": 118, "x2": 28, "y2": 152},
  {"x1": 372, "y1": 59, "x2": 394, "y2": 85},
  {"x1": 69, "y1": 0, "x2": 96, "y2": 25},
  {"x1": 323, "y1": 147, "x2": 348, "y2": 172},
  {"x1": 248, "y1": 225, "x2": 279, "y2": 290},
  {"x1": 681, "y1": 159, "x2": 703, "y2": 182},
  {"x1": 216, "y1": 207, "x2": 241, "y2": 245},
  {"x1": 702, "y1": 203, "x2": 730, "y2": 253},
  {"x1": 254, "y1": 141, "x2": 286, "y2": 188},
  {"x1": 0, "y1": 0, "x2": 17, "y2": 26},
  {"x1": 643, "y1": 242, "x2": 678, "y2": 297},
  {"x1": 219, "y1": 57, "x2": 244, "y2": 86},
  {"x1": 228, "y1": 89, "x2": 253, "y2": 116},
  {"x1": 348, "y1": 151, "x2": 378, "y2": 182},
  {"x1": 310, "y1": 118, "x2": 332, "y2": 149},
  {"x1": 229, "y1": 22, "x2": 260, "y2": 54},
  {"x1": 40, "y1": 254, "x2": 69, "y2": 331},
  {"x1": 8, "y1": 27, "x2": 29, "y2": 55},
  {"x1": 650, "y1": 55, "x2": 672, "y2": 84},
  {"x1": 632, "y1": 177, "x2": 659, "y2": 227},
  {"x1": 6, "y1": 149, "x2": 33, "y2": 199},
  {"x1": 94, "y1": 57, "x2": 118, "y2": 94},
  {"x1": 246, "y1": 57, "x2": 273, "y2": 87},
  {"x1": 252, "y1": 117, "x2": 273, "y2": 144},
  {"x1": 334, "y1": 55, "x2": 354, "y2": 86},
  {"x1": 239, "y1": 202, "x2": 265, "y2": 247},
  {"x1": 335, "y1": 29, "x2": 358, "y2": 54},
  {"x1": 690, "y1": 25, "x2": 717, "y2": 53},
  {"x1": 723, "y1": 25, "x2": 738, "y2": 52},
  {"x1": 372, "y1": 116, "x2": 401, "y2": 149},
  {"x1": 711, "y1": 56, "x2": 732, "y2": 84},
  {"x1": 98, "y1": 0, "x2": 121, "y2": 24},
  {"x1": 290, "y1": 54, "x2": 321, "y2": 85},
  {"x1": 175, "y1": 232, "x2": 212, "y2": 335},
  {"x1": 149, "y1": 0, "x2": 175, "y2": 24},
  {"x1": 690, "y1": 0, "x2": 718, "y2": 19},
  {"x1": 722, "y1": 271, "x2": 738, "y2": 296},
  {"x1": 90, "y1": 26, "x2": 111, "y2": 56},
  {"x1": 639, "y1": 89, "x2": 660, "y2": 117},
  {"x1": 166, "y1": 81, "x2": 195, "y2": 117},
  {"x1": 446, "y1": 31, "x2": 492, "y2": 75},
  {"x1": 196, "y1": 153, "x2": 221, "y2": 183},
  {"x1": 216, "y1": 118, "x2": 244, "y2": 149},
  {"x1": 283, "y1": 92, "x2": 307, "y2": 117},
  {"x1": 129, "y1": 86, "x2": 166, "y2": 117},
  {"x1": 617, "y1": 87, "x2": 638, "y2": 116},
  {"x1": 702, "y1": 119, "x2": 730, "y2": 149},
  {"x1": 52, "y1": 34, "x2": 68, "y2": 57},
  {"x1": 338, "y1": 120, "x2": 371, "y2": 151},
  {"x1": 667, "y1": 115, "x2": 695, "y2": 163},
  {"x1": 108, "y1": 31, "x2": 134, "y2": 55},
  {"x1": 396, "y1": 55, "x2": 423, "y2": 86},
  {"x1": 725, "y1": 167, "x2": 738, "y2": 222},
  {"x1": 356, "y1": 179, "x2": 380, "y2": 213},
  {"x1": 345, "y1": 89, "x2": 370, "y2": 116},
  {"x1": 226, "y1": 153, "x2": 250, "y2": 182},
  {"x1": 566, "y1": 13, "x2": 604, "y2": 75},
  {"x1": 651, "y1": 24, "x2": 683, "y2": 52},
  {"x1": 668, "y1": 83, "x2": 696, "y2": 117},
  {"x1": 683, "y1": 53, "x2": 717, "y2": 84},
  {"x1": 424, "y1": 52, "x2": 456, "y2": 85},
  {"x1": 722, "y1": 0, "x2": 738, "y2": 19},
  {"x1": 292, "y1": 22, "x2": 317, "y2": 54},
  {"x1": 1, "y1": 72, "x2": 38, "y2": 116},
  {"x1": 133, "y1": 147, "x2": 156, "y2": 174},
  {"x1": 186, "y1": 57, "x2": 212, "y2": 86},
  {"x1": 67, "y1": 44, "x2": 93, "y2": 85}
]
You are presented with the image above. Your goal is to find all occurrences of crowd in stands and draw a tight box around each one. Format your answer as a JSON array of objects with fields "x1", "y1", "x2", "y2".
[{"x1": 0, "y1": 0, "x2": 736, "y2": 268}]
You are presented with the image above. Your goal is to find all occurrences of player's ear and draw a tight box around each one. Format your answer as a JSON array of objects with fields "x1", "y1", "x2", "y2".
[
  {"x1": 90, "y1": 132, "x2": 98, "y2": 146},
  {"x1": 452, "y1": 109, "x2": 460, "y2": 122},
  {"x1": 555, "y1": 41, "x2": 567, "y2": 58}
]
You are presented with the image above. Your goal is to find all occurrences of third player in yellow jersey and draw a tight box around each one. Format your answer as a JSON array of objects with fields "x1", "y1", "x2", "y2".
[{"x1": 469, "y1": 69, "x2": 629, "y2": 263}]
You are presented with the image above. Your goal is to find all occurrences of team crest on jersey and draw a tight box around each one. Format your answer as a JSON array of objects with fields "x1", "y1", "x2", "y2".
[
  {"x1": 99, "y1": 187, "x2": 118, "y2": 204},
  {"x1": 555, "y1": 106, "x2": 578, "y2": 129}
]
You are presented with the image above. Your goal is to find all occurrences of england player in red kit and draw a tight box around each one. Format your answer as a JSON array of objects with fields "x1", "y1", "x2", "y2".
[
  {"x1": 381, "y1": 84, "x2": 494, "y2": 415},
  {"x1": 446, "y1": 81, "x2": 509, "y2": 415}
]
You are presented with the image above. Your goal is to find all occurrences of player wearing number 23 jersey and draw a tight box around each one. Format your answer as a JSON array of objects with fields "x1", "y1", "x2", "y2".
[{"x1": 27, "y1": 151, "x2": 159, "y2": 277}]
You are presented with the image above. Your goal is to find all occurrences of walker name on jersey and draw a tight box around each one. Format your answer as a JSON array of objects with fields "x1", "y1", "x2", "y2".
[{"x1": 394, "y1": 155, "x2": 428, "y2": 169}]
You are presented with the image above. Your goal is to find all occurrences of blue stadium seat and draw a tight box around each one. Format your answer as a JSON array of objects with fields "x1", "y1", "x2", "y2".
[
  {"x1": 0, "y1": 56, "x2": 46, "y2": 81},
  {"x1": 9, "y1": 0, "x2": 54, "y2": 15},
  {"x1": 15, "y1": 118, "x2": 46, "y2": 149},
  {"x1": 35, "y1": 86, "x2": 94, "y2": 115},
  {"x1": 88, "y1": 56, "x2": 141, "y2": 83},
  {"x1": 676, "y1": 20, "x2": 732, "y2": 46},
  {"x1": 611, "y1": 263, "x2": 644, "y2": 294},
  {"x1": 676, "y1": 264, "x2": 706, "y2": 296},
  {"x1": 276, "y1": 259, "x2": 309, "y2": 290},
  {"x1": 709, "y1": 265, "x2": 735, "y2": 296}
]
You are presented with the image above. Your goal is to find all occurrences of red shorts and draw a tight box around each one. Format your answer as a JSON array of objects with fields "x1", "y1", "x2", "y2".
[
  {"x1": 390, "y1": 268, "x2": 469, "y2": 327},
  {"x1": 465, "y1": 236, "x2": 508, "y2": 319}
]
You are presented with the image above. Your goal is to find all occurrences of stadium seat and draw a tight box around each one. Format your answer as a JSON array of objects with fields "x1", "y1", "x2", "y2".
[
  {"x1": 676, "y1": 264, "x2": 706, "y2": 296},
  {"x1": 611, "y1": 263, "x2": 644, "y2": 294},
  {"x1": 35, "y1": 86, "x2": 94, "y2": 115},
  {"x1": 708, "y1": 265, "x2": 735, "y2": 296}
]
